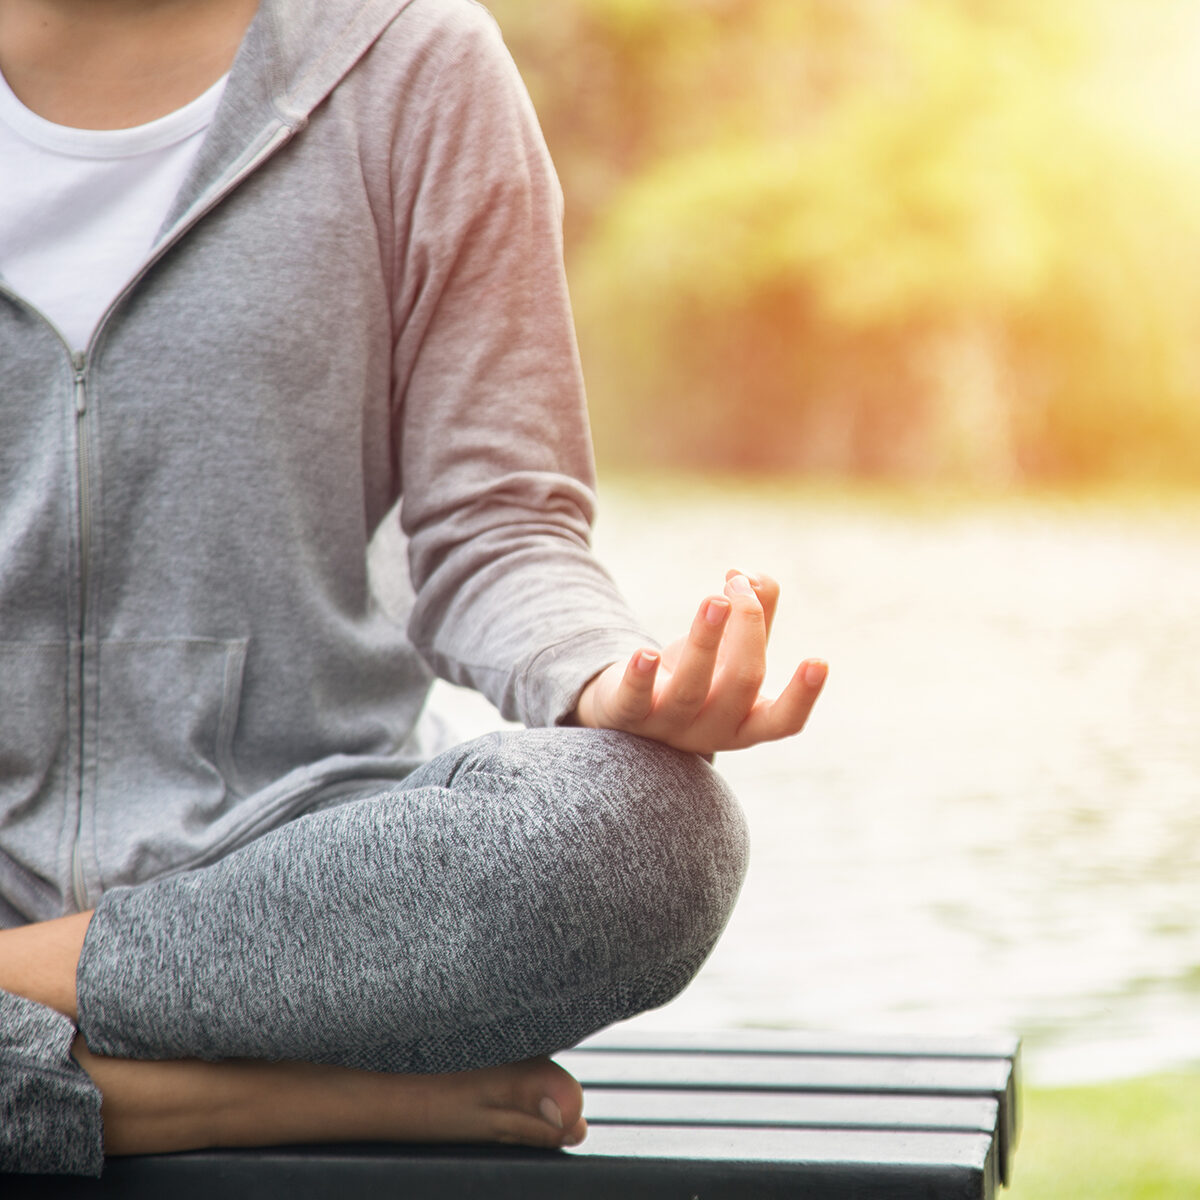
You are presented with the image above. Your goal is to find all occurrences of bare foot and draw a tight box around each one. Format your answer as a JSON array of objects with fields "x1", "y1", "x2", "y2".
[{"x1": 72, "y1": 1040, "x2": 587, "y2": 1156}]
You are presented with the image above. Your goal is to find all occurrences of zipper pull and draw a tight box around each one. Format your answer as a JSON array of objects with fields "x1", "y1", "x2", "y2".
[{"x1": 73, "y1": 351, "x2": 87, "y2": 415}]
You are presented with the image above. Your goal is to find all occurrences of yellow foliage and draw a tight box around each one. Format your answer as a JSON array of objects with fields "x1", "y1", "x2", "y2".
[{"x1": 490, "y1": 0, "x2": 1200, "y2": 479}]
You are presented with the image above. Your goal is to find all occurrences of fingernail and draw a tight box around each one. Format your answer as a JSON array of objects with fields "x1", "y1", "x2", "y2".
[
  {"x1": 562, "y1": 1128, "x2": 585, "y2": 1148},
  {"x1": 804, "y1": 660, "x2": 828, "y2": 688},
  {"x1": 635, "y1": 650, "x2": 659, "y2": 674},
  {"x1": 727, "y1": 574, "x2": 754, "y2": 596},
  {"x1": 539, "y1": 1097, "x2": 564, "y2": 1129},
  {"x1": 727, "y1": 568, "x2": 761, "y2": 588},
  {"x1": 704, "y1": 598, "x2": 730, "y2": 624}
]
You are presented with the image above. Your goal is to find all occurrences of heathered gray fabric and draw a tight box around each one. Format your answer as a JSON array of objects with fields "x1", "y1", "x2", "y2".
[
  {"x1": 0, "y1": 0, "x2": 650, "y2": 921},
  {"x1": 76, "y1": 729, "x2": 748, "y2": 1072},
  {"x1": 0, "y1": 991, "x2": 103, "y2": 1176}
]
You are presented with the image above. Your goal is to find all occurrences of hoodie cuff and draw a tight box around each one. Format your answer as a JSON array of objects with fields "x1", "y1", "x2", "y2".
[
  {"x1": 0, "y1": 989, "x2": 104, "y2": 1177},
  {"x1": 520, "y1": 628, "x2": 655, "y2": 727}
]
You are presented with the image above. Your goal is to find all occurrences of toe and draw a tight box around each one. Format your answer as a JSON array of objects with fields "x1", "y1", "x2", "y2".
[
  {"x1": 486, "y1": 1056, "x2": 585, "y2": 1147},
  {"x1": 507, "y1": 1057, "x2": 584, "y2": 1129},
  {"x1": 562, "y1": 1115, "x2": 588, "y2": 1148},
  {"x1": 536, "y1": 1059, "x2": 585, "y2": 1131}
]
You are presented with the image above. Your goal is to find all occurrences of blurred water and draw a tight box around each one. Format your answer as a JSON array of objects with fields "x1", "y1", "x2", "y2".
[{"x1": 419, "y1": 480, "x2": 1200, "y2": 1084}]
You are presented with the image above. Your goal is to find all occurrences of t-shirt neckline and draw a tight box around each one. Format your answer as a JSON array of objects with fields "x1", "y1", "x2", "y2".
[{"x1": 0, "y1": 68, "x2": 227, "y2": 159}]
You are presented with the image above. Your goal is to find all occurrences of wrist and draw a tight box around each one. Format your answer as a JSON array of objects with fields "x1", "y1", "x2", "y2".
[{"x1": 565, "y1": 663, "x2": 617, "y2": 729}]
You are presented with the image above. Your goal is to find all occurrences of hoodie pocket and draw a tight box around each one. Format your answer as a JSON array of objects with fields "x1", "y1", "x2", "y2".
[
  {"x1": 92, "y1": 637, "x2": 249, "y2": 883},
  {"x1": 0, "y1": 641, "x2": 70, "y2": 877}
]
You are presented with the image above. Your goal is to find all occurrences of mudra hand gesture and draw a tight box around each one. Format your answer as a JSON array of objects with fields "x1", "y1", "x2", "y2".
[{"x1": 573, "y1": 570, "x2": 827, "y2": 756}]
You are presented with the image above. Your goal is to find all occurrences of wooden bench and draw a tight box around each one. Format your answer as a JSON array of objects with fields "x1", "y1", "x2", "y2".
[{"x1": 15, "y1": 1028, "x2": 1020, "y2": 1199}]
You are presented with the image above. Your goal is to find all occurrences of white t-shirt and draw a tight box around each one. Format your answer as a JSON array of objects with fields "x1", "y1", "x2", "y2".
[{"x1": 0, "y1": 70, "x2": 226, "y2": 350}]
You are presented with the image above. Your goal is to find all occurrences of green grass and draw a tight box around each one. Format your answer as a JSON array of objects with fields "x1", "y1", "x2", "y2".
[{"x1": 1007, "y1": 1074, "x2": 1200, "y2": 1199}]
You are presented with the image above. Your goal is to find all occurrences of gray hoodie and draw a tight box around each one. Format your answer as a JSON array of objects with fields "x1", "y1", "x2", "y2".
[{"x1": 0, "y1": 0, "x2": 650, "y2": 923}]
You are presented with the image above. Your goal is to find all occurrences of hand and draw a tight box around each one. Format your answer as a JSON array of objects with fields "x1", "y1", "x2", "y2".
[{"x1": 571, "y1": 570, "x2": 827, "y2": 756}]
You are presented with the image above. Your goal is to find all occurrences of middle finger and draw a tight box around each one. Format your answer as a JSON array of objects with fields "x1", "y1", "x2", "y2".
[
  {"x1": 707, "y1": 573, "x2": 768, "y2": 721},
  {"x1": 725, "y1": 568, "x2": 780, "y2": 640}
]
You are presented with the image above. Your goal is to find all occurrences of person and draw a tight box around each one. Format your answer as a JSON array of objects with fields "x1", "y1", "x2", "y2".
[{"x1": 0, "y1": 0, "x2": 827, "y2": 1176}]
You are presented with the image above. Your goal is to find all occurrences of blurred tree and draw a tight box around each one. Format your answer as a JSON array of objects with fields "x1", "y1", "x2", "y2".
[
  {"x1": 488, "y1": 0, "x2": 881, "y2": 246},
  {"x1": 486, "y1": 0, "x2": 1200, "y2": 482}
]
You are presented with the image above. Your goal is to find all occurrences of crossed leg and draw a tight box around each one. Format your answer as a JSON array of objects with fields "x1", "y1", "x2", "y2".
[
  {"x1": 0, "y1": 911, "x2": 586, "y2": 1155},
  {"x1": 1, "y1": 729, "x2": 747, "y2": 1169}
]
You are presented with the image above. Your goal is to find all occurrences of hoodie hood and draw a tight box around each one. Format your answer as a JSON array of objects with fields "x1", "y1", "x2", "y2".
[{"x1": 158, "y1": 0, "x2": 417, "y2": 240}]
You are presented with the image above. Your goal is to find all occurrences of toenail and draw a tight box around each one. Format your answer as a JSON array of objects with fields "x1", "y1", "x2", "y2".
[{"x1": 538, "y1": 1097, "x2": 564, "y2": 1129}]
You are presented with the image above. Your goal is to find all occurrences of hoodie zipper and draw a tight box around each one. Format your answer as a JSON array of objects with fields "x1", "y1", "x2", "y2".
[
  {"x1": 71, "y1": 351, "x2": 94, "y2": 910},
  {"x1": 0, "y1": 284, "x2": 99, "y2": 910},
  {"x1": 73, "y1": 352, "x2": 94, "y2": 616}
]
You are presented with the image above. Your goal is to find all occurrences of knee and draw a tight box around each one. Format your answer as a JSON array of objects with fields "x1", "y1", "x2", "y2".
[
  {"x1": 606, "y1": 735, "x2": 749, "y2": 956},
  {"x1": 513, "y1": 729, "x2": 750, "y2": 983},
  {"x1": 418, "y1": 727, "x2": 749, "y2": 1024}
]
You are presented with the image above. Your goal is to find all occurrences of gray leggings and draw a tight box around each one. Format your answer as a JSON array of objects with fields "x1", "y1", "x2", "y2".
[{"x1": 2, "y1": 728, "x2": 748, "y2": 1175}]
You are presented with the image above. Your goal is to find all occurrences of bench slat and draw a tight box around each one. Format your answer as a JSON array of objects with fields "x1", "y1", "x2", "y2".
[
  {"x1": 576, "y1": 1028, "x2": 1021, "y2": 1060},
  {"x1": 557, "y1": 1049, "x2": 1012, "y2": 1094},
  {"x1": 572, "y1": 1123, "x2": 995, "y2": 1174},
  {"x1": 583, "y1": 1087, "x2": 1000, "y2": 1134}
]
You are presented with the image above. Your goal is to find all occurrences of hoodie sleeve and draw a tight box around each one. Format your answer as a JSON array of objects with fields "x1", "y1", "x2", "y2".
[{"x1": 386, "y1": 2, "x2": 653, "y2": 726}]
